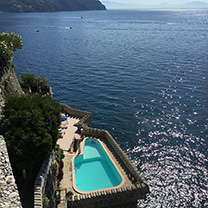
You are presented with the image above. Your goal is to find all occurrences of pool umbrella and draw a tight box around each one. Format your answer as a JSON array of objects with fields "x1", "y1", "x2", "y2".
[{"x1": 61, "y1": 115, "x2": 67, "y2": 121}]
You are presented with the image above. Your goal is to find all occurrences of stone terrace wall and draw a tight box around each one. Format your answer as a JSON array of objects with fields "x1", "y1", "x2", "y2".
[
  {"x1": 61, "y1": 104, "x2": 92, "y2": 127},
  {"x1": 0, "y1": 135, "x2": 22, "y2": 208},
  {"x1": 68, "y1": 186, "x2": 144, "y2": 208},
  {"x1": 34, "y1": 152, "x2": 56, "y2": 208}
]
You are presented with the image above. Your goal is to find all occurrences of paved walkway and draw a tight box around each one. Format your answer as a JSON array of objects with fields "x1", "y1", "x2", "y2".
[
  {"x1": 57, "y1": 116, "x2": 79, "y2": 208},
  {"x1": 57, "y1": 152, "x2": 74, "y2": 208},
  {"x1": 57, "y1": 117, "x2": 80, "y2": 151}
]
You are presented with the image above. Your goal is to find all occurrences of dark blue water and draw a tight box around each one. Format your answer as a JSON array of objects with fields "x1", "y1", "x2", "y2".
[{"x1": 0, "y1": 9, "x2": 207, "y2": 207}]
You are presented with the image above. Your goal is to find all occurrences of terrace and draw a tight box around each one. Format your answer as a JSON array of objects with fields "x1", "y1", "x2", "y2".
[{"x1": 57, "y1": 104, "x2": 149, "y2": 208}]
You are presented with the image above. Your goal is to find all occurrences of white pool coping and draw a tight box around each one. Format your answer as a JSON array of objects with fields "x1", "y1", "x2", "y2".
[{"x1": 72, "y1": 137, "x2": 125, "y2": 194}]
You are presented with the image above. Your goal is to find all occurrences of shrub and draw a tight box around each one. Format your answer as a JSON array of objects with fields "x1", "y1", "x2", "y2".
[
  {"x1": 19, "y1": 73, "x2": 48, "y2": 91},
  {"x1": 1, "y1": 95, "x2": 62, "y2": 169},
  {"x1": 42, "y1": 194, "x2": 50, "y2": 208}
]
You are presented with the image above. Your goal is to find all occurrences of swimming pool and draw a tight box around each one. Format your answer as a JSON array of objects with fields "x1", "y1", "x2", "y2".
[{"x1": 74, "y1": 138, "x2": 123, "y2": 192}]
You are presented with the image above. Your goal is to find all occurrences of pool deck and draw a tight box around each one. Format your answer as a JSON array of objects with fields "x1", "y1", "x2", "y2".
[
  {"x1": 57, "y1": 117, "x2": 80, "y2": 151},
  {"x1": 58, "y1": 152, "x2": 74, "y2": 208},
  {"x1": 57, "y1": 116, "x2": 79, "y2": 208}
]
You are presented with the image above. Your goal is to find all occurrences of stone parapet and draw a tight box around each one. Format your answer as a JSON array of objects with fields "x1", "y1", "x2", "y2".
[
  {"x1": 34, "y1": 152, "x2": 55, "y2": 208},
  {"x1": 68, "y1": 185, "x2": 146, "y2": 208},
  {"x1": 0, "y1": 135, "x2": 22, "y2": 208},
  {"x1": 61, "y1": 104, "x2": 92, "y2": 127}
]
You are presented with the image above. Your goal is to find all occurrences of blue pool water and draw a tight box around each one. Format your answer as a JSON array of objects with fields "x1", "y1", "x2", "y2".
[{"x1": 74, "y1": 139, "x2": 122, "y2": 192}]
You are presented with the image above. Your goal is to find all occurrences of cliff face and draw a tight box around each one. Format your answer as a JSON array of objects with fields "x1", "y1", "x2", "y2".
[
  {"x1": 0, "y1": 65, "x2": 23, "y2": 116},
  {"x1": 0, "y1": 0, "x2": 106, "y2": 12}
]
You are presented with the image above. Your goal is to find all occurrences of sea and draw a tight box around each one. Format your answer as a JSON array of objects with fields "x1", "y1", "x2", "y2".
[{"x1": 0, "y1": 9, "x2": 207, "y2": 207}]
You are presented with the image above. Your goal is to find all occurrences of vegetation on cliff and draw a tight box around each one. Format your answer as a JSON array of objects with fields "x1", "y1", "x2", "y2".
[
  {"x1": 0, "y1": 32, "x2": 63, "y2": 207},
  {"x1": 0, "y1": 0, "x2": 106, "y2": 12},
  {"x1": 18, "y1": 73, "x2": 49, "y2": 94},
  {"x1": 0, "y1": 33, "x2": 22, "y2": 69},
  {"x1": 1, "y1": 95, "x2": 62, "y2": 169},
  {"x1": 0, "y1": 33, "x2": 61, "y2": 171}
]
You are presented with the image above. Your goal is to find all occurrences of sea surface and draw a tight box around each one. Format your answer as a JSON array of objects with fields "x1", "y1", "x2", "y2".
[{"x1": 0, "y1": 9, "x2": 207, "y2": 207}]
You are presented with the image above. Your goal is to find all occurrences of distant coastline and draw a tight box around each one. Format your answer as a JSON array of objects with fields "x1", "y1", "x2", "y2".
[
  {"x1": 0, "y1": 0, "x2": 106, "y2": 13},
  {"x1": 102, "y1": 1, "x2": 208, "y2": 10}
]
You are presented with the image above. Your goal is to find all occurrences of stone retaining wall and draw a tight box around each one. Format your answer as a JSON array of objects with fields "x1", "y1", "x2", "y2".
[
  {"x1": 61, "y1": 104, "x2": 92, "y2": 127},
  {"x1": 34, "y1": 152, "x2": 55, "y2": 208},
  {"x1": 0, "y1": 135, "x2": 22, "y2": 208},
  {"x1": 68, "y1": 185, "x2": 145, "y2": 208}
]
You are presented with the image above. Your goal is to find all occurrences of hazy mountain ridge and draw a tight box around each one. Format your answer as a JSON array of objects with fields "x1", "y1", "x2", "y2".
[
  {"x1": 102, "y1": 1, "x2": 208, "y2": 9},
  {"x1": 183, "y1": 1, "x2": 208, "y2": 7},
  {"x1": 0, "y1": 0, "x2": 106, "y2": 12}
]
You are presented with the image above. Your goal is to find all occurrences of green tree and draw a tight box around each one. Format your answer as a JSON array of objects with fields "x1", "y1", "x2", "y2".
[
  {"x1": 19, "y1": 73, "x2": 48, "y2": 91},
  {"x1": 1, "y1": 95, "x2": 62, "y2": 170},
  {"x1": 0, "y1": 32, "x2": 22, "y2": 69},
  {"x1": 19, "y1": 73, "x2": 37, "y2": 88},
  {"x1": 37, "y1": 75, "x2": 48, "y2": 90}
]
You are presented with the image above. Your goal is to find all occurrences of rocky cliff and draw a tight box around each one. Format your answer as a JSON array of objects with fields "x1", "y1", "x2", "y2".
[
  {"x1": 0, "y1": 65, "x2": 23, "y2": 116},
  {"x1": 0, "y1": 66, "x2": 23, "y2": 207},
  {"x1": 0, "y1": 0, "x2": 106, "y2": 12}
]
